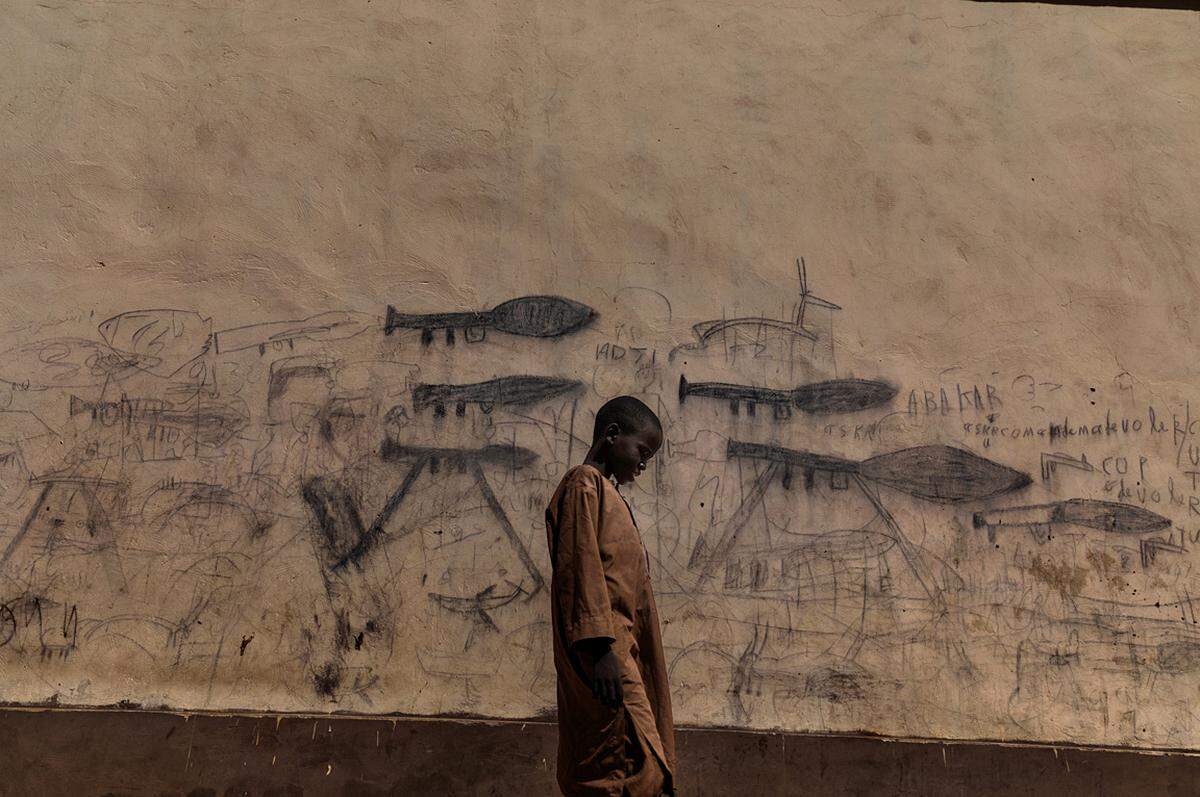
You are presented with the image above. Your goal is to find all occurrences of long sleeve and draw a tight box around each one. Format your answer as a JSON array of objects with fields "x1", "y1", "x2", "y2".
[{"x1": 552, "y1": 477, "x2": 615, "y2": 648}]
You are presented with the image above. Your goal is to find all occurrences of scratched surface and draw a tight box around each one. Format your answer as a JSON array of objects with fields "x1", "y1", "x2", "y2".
[{"x1": 0, "y1": 0, "x2": 1197, "y2": 752}]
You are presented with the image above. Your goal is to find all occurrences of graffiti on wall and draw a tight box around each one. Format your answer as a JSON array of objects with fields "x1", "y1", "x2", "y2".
[{"x1": 0, "y1": 261, "x2": 1197, "y2": 749}]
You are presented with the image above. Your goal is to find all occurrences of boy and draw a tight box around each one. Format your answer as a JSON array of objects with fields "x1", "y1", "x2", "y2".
[{"x1": 545, "y1": 396, "x2": 675, "y2": 796}]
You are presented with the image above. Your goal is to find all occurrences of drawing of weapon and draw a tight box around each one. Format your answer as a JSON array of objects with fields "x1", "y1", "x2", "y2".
[
  {"x1": 679, "y1": 375, "x2": 895, "y2": 417},
  {"x1": 428, "y1": 583, "x2": 527, "y2": 640},
  {"x1": 68, "y1": 394, "x2": 248, "y2": 448},
  {"x1": 726, "y1": 440, "x2": 1031, "y2": 503},
  {"x1": 413, "y1": 375, "x2": 583, "y2": 416},
  {"x1": 214, "y1": 311, "x2": 378, "y2": 355},
  {"x1": 680, "y1": 377, "x2": 792, "y2": 417},
  {"x1": 714, "y1": 528, "x2": 897, "y2": 592},
  {"x1": 972, "y1": 499, "x2": 1170, "y2": 543},
  {"x1": 304, "y1": 440, "x2": 544, "y2": 599},
  {"x1": 1040, "y1": 452, "x2": 1093, "y2": 482},
  {"x1": 1140, "y1": 537, "x2": 1186, "y2": 568},
  {"x1": 2, "y1": 476, "x2": 129, "y2": 585},
  {"x1": 384, "y1": 295, "x2": 595, "y2": 345},
  {"x1": 379, "y1": 441, "x2": 539, "y2": 471},
  {"x1": 690, "y1": 258, "x2": 840, "y2": 345}
]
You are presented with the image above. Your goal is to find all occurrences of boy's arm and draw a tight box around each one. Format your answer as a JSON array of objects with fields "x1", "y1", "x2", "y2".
[{"x1": 554, "y1": 478, "x2": 623, "y2": 708}]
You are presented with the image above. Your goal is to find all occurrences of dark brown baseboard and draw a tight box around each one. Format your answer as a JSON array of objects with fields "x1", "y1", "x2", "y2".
[{"x1": 0, "y1": 708, "x2": 1194, "y2": 796}]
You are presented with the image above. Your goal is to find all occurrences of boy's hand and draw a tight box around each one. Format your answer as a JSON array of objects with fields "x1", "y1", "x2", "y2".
[
  {"x1": 575, "y1": 639, "x2": 623, "y2": 708},
  {"x1": 590, "y1": 648, "x2": 623, "y2": 709}
]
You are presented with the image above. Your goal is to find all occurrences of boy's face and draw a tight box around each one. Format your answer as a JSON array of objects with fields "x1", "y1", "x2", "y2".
[{"x1": 606, "y1": 423, "x2": 662, "y2": 485}]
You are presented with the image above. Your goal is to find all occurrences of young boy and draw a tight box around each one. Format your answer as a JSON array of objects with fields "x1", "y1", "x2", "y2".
[{"x1": 545, "y1": 396, "x2": 675, "y2": 796}]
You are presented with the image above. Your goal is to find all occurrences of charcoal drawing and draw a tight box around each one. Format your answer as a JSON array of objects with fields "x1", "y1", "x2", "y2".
[
  {"x1": 412, "y1": 375, "x2": 583, "y2": 416},
  {"x1": 384, "y1": 296, "x2": 595, "y2": 344},
  {"x1": 0, "y1": 271, "x2": 1194, "y2": 755},
  {"x1": 679, "y1": 375, "x2": 895, "y2": 417}
]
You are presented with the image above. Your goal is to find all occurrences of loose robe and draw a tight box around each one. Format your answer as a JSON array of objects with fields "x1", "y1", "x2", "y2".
[{"x1": 545, "y1": 464, "x2": 676, "y2": 796}]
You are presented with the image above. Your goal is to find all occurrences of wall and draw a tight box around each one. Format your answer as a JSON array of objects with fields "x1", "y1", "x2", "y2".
[
  {"x1": 4, "y1": 709, "x2": 1198, "y2": 796},
  {"x1": 1, "y1": 0, "x2": 1198, "y2": 753}
]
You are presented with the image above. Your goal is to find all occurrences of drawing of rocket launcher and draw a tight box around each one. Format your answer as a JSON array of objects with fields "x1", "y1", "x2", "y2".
[
  {"x1": 385, "y1": 295, "x2": 595, "y2": 346},
  {"x1": 726, "y1": 439, "x2": 1031, "y2": 503},
  {"x1": 412, "y1": 376, "x2": 583, "y2": 418},
  {"x1": 69, "y1": 394, "x2": 247, "y2": 448},
  {"x1": 680, "y1": 376, "x2": 896, "y2": 418},
  {"x1": 972, "y1": 499, "x2": 1171, "y2": 545}
]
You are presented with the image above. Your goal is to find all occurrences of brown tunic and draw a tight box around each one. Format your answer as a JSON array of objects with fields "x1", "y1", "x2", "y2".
[{"x1": 546, "y1": 464, "x2": 676, "y2": 796}]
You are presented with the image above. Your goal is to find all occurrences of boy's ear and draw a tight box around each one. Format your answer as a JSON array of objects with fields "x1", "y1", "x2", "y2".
[{"x1": 604, "y1": 422, "x2": 621, "y2": 442}]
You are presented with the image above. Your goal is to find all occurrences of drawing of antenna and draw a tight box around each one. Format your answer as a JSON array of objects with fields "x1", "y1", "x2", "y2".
[{"x1": 794, "y1": 256, "x2": 841, "y2": 331}]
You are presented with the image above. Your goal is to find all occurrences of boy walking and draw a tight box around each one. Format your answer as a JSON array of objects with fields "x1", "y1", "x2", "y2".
[{"x1": 545, "y1": 396, "x2": 675, "y2": 796}]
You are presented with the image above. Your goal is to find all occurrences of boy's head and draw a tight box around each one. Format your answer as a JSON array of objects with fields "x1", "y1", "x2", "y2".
[{"x1": 591, "y1": 396, "x2": 663, "y2": 485}]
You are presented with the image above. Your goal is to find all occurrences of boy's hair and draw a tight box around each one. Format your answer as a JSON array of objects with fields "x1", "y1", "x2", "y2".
[{"x1": 592, "y1": 396, "x2": 662, "y2": 442}]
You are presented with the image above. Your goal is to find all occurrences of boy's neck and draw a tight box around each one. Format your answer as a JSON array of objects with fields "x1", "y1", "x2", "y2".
[{"x1": 583, "y1": 444, "x2": 618, "y2": 489}]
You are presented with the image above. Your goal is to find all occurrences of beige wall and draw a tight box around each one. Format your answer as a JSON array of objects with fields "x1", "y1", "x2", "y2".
[{"x1": 1, "y1": 0, "x2": 1197, "y2": 750}]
